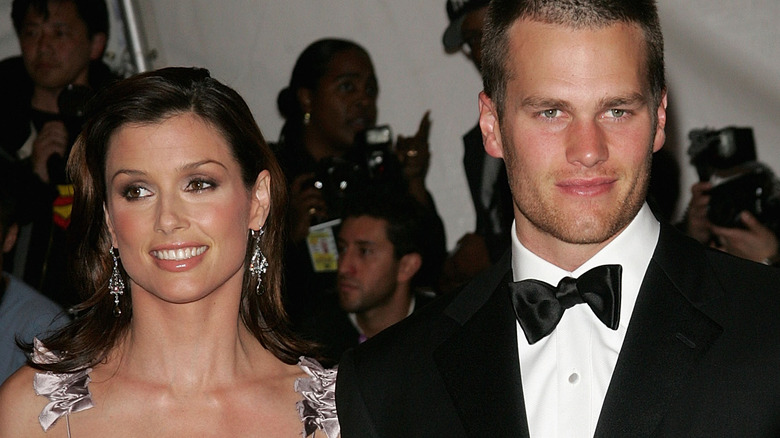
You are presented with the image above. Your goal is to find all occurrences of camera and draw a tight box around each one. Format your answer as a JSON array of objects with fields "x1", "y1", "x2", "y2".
[
  {"x1": 309, "y1": 125, "x2": 401, "y2": 223},
  {"x1": 46, "y1": 84, "x2": 95, "y2": 184},
  {"x1": 687, "y1": 126, "x2": 780, "y2": 230}
]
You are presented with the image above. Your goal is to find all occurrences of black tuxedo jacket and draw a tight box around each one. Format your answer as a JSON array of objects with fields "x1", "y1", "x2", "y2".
[{"x1": 336, "y1": 223, "x2": 780, "y2": 437}]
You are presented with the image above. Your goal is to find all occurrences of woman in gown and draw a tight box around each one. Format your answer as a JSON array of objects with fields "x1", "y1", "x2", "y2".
[{"x1": 0, "y1": 67, "x2": 338, "y2": 437}]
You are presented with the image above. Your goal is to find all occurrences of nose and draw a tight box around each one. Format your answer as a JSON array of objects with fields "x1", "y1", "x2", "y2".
[
  {"x1": 566, "y1": 119, "x2": 609, "y2": 168},
  {"x1": 36, "y1": 31, "x2": 54, "y2": 54},
  {"x1": 154, "y1": 192, "x2": 188, "y2": 234},
  {"x1": 337, "y1": 248, "x2": 356, "y2": 275}
]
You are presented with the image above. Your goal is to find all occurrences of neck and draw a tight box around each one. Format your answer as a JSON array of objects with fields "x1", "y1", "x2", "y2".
[
  {"x1": 355, "y1": 287, "x2": 412, "y2": 338},
  {"x1": 514, "y1": 216, "x2": 618, "y2": 272},
  {"x1": 30, "y1": 86, "x2": 62, "y2": 114},
  {"x1": 302, "y1": 128, "x2": 346, "y2": 162},
  {"x1": 111, "y1": 281, "x2": 271, "y2": 389}
]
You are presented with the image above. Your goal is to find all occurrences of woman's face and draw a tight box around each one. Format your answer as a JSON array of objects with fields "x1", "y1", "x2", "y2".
[
  {"x1": 302, "y1": 48, "x2": 378, "y2": 153},
  {"x1": 103, "y1": 112, "x2": 270, "y2": 306}
]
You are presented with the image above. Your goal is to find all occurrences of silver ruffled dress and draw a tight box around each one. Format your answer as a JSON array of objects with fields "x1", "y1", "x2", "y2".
[{"x1": 31, "y1": 339, "x2": 339, "y2": 437}]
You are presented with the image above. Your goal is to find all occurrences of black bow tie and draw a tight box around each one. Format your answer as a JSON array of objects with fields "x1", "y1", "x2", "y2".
[{"x1": 509, "y1": 264, "x2": 622, "y2": 344}]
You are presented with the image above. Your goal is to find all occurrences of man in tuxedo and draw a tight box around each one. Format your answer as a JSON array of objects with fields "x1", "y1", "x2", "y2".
[{"x1": 336, "y1": 0, "x2": 780, "y2": 436}]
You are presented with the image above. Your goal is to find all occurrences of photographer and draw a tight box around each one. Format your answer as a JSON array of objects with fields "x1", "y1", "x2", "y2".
[
  {"x1": 684, "y1": 127, "x2": 780, "y2": 266},
  {"x1": 274, "y1": 38, "x2": 446, "y2": 324},
  {"x1": 685, "y1": 180, "x2": 780, "y2": 265},
  {"x1": 0, "y1": 0, "x2": 117, "y2": 307}
]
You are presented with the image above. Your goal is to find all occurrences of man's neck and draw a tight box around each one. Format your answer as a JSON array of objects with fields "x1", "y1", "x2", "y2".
[
  {"x1": 354, "y1": 289, "x2": 413, "y2": 339},
  {"x1": 30, "y1": 86, "x2": 63, "y2": 114},
  {"x1": 514, "y1": 217, "x2": 624, "y2": 272}
]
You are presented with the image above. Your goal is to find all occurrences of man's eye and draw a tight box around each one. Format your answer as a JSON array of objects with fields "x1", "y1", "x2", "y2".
[
  {"x1": 541, "y1": 109, "x2": 560, "y2": 118},
  {"x1": 609, "y1": 109, "x2": 626, "y2": 118}
]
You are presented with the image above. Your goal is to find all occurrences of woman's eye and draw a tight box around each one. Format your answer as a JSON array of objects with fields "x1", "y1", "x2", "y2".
[
  {"x1": 123, "y1": 186, "x2": 152, "y2": 199},
  {"x1": 338, "y1": 81, "x2": 355, "y2": 92},
  {"x1": 187, "y1": 179, "x2": 214, "y2": 192}
]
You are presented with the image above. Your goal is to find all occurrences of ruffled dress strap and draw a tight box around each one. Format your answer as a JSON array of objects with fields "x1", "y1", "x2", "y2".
[
  {"x1": 31, "y1": 338, "x2": 94, "y2": 432},
  {"x1": 295, "y1": 357, "x2": 339, "y2": 438}
]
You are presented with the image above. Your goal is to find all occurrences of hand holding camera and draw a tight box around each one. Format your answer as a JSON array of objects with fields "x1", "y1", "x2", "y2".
[
  {"x1": 31, "y1": 120, "x2": 68, "y2": 184},
  {"x1": 686, "y1": 126, "x2": 780, "y2": 264},
  {"x1": 711, "y1": 211, "x2": 779, "y2": 264}
]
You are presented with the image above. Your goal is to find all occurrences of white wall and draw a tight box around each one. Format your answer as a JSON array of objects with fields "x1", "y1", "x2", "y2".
[{"x1": 2, "y1": 0, "x2": 778, "y2": 248}]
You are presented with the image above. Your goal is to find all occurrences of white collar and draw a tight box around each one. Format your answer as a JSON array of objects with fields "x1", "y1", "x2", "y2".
[{"x1": 510, "y1": 203, "x2": 660, "y2": 330}]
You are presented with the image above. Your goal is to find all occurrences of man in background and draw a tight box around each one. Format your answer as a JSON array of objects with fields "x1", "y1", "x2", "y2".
[
  {"x1": 438, "y1": 0, "x2": 514, "y2": 293},
  {"x1": 0, "y1": 163, "x2": 66, "y2": 384},
  {"x1": 297, "y1": 193, "x2": 433, "y2": 366},
  {"x1": 0, "y1": 0, "x2": 116, "y2": 308}
]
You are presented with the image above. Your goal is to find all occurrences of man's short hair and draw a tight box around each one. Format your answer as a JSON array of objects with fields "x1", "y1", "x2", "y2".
[
  {"x1": 481, "y1": 0, "x2": 665, "y2": 121},
  {"x1": 11, "y1": 0, "x2": 109, "y2": 39},
  {"x1": 341, "y1": 191, "x2": 424, "y2": 260}
]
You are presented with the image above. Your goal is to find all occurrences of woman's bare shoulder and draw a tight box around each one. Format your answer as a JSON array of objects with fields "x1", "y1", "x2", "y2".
[{"x1": 0, "y1": 366, "x2": 49, "y2": 437}]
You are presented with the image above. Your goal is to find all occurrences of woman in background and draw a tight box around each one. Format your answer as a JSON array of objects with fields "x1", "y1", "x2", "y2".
[
  {"x1": 0, "y1": 67, "x2": 338, "y2": 437},
  {"x1": 275, "y1": 39, "x2": 446, "y2": 323}
]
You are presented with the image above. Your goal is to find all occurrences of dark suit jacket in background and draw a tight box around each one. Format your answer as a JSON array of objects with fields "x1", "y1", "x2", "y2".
[
  {"x1": 298, "y1": 290, "x2": 435, "y2": 368},
  {"x1": 462, "y1": 125, "x2": 513, "y2": 262},
  {"x1": 336, "y1": 223, "x2": 780, "y2": 437}
]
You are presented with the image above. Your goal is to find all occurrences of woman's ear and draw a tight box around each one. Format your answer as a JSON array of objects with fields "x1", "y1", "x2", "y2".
[
  {"x1": 297, "y1": 88, "x2": 313, "y2": 115},
  {"x1": 104, "y1": 203, "x2": 118, "y2": 247},
  {"x1": 250, "y1": 170, "x2": 271, "y2": 230}
]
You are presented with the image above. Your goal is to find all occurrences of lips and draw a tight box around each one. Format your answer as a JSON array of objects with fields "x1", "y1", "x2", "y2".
[
  {"x1": 151, "y1": 246, "x2": 208, "y2": 261},
  {"x1": 349, "y1": 118, "x2": 369, "y2": 132},
  {"x1": 337, "y1": 276, "x2": 360, "y2": 293},
  {"x1": 557, "y1": 177, "x2": 616, "y2": 196}
]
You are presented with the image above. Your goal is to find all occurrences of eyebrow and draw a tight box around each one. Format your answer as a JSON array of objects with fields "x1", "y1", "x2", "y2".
[
  {"x1": 109, "y1": 159, "x2": 228, "y2": 182},
  {"x1": 521, "y1": 93, "x2": 647, "y2": 111}
]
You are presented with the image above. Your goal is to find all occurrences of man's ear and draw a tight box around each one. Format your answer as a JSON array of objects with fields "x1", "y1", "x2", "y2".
[
  {"x1": 249, "y1": 170, "x2": 271, "y2": 231},
  {"x1": 89, "y1": 32, "x2": 107, "y2": 61},
  {"x1": 104, "y1": 203, "x2": 118, "y2": 247},
  {"x1": 2, "y1": 223, "x2": 19, "y2": 254},
  {"x1": 397, "y1": 252, "x2": 422, "y2": 284},
  {"x1": 653, "y1": 90, "x2": 668, "y2": 153},
  {"x1": 479, "y1": 91, "x2": 504, "y2": 159}
]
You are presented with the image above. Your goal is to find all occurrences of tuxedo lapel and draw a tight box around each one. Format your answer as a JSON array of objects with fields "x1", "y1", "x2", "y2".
[
  {"x1": 433, "y1": 259, "x2": 530, "y2": 437},
  {"x1": 596, "y1": 226, "x2": 725, "y2": 437}
]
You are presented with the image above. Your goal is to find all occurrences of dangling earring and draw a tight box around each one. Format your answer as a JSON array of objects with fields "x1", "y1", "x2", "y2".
[
  {"x1": 303, "y1": 112, "x2": 311, "y2": 126},
  {"x1": 108, "y1": 247, "x2": 125, "y2": 317},
  {"x1": 249, "y1": 229, "x2": 269, "y2": 295}
]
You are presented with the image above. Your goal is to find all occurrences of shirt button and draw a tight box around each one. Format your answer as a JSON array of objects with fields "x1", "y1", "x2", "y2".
[{"x1": 568, "y1": 372, "x2": 580, "y2": 384}]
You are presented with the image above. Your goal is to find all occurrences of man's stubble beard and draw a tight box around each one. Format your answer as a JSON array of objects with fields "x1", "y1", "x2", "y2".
[{"x1": 504, "y1": 137, "x2": 654, "y2": 246}]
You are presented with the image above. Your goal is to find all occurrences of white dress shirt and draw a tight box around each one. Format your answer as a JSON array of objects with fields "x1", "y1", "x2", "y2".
[{"x1": 511, "y1": 203, "x2": 660, "y2": 438}]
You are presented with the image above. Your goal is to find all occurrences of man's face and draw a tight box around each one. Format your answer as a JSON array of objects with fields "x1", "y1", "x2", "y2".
[
  {"x1": 336, "y1": 216, "x2": 400, "y2": 315},
  {"x1": 18, "y1": 0, "x2": 103, "y2": 92},
  {"x1": 479, "y1": 20, "x2": 667, "y2": 265}
]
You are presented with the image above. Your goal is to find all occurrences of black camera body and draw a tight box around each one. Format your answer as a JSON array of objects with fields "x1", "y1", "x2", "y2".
[
  {"x1": 309, "y1": 125, "x2": 400, "y2": 223},
  {"x1": 687, "y1": 126, "x2": 780, "y2": 230}
]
